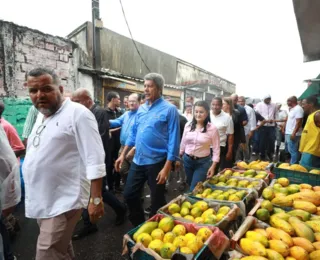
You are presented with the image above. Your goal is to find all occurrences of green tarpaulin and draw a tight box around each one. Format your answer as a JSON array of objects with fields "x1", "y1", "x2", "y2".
[{"x1": 299, "y1": 74, "x2": 320, "y2": 100}]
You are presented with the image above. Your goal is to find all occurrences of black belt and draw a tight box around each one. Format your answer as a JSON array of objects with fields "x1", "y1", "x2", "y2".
[{"x1": 186, "y1": 154, "x2": 210, "y2": 160}]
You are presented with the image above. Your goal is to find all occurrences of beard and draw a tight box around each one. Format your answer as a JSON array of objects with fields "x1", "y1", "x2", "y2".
[{"x1": 36, "y1": 94, "x2": 62, "y2": 117}]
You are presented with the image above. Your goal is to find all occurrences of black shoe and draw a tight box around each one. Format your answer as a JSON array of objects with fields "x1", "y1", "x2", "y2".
[
  {"x1": 115, "y1": 207, "x2": 127, "y2": 226},
  {"x1": 72, "y1": 224, "x2": 98, "y2": 240},
  {"x1": 144, "y1": 205, "x2": 152, "y2": 215}
]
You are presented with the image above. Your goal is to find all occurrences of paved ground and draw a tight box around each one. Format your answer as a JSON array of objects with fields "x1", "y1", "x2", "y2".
[{"x1": 11, "y1": 179, "x2": 184, "y2": 260}]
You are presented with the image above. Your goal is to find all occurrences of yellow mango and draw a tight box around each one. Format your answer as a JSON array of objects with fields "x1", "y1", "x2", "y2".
[
  {"x1": 240, "y1": 238, "x2": 266, "y2": 257},
  {"x1": 270, "y1": 216, "x2": 295, "y2": 236},
  {"x1": 292, "y1": 237, "x2": 315, "y2": 253},
  {"x1": 266, "y1": 227, "x2": 293, "y2": 247},
  {"x1": 310, "y1": 250, "x2": 320, "y2": 260},
  {"x1": 271, "y1": 196, "x2": 293, "y2": 207},
  {"x1": 313, "y1": 241, "x2": 320, "y2": 250},
  {"x1": 266, "y1": 249, "x2": 284, "y2": 260},
  {"x1": 314, "y1": 233, "x2": 320, "y2": 242},
  {"x1": 254, "y1": 228, "x2": 268, "y2": 237},
  {"x1": 269, "y1": 240, "x2": 289, "y2": 257},
  {"x1": 289, "y1": 246, "x2": 309, "y2": 260},
  {"x1": 306, "y1": 221, "x2": 320, "y2": 233},
  {"x1": 288, "y1": 217, "x2": 315, "y2": 242},
  {"x1": 246, "y1": 231, "x2": 269, "y2": 247},
  {"x1": 241, "y1": 257, "x2": 268, "y2": 260},
  {"x1": 291, "y1": 192, "x2": 320, "y2": 206}
]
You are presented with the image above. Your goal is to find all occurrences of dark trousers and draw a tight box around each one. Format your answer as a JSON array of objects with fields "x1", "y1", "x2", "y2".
[
  {"x1": 107, "y1": 139, "x2": 121, "y2": 191},
  {"x1": 258, "y1": 126, "x2": 276, "y2": 160},
  {"x1": 124, "y1": 160, "x2": 166, "y2": 227},
  {"x1": 216, "y1": 146, "x2": 227, "y2": 173},
  {"x1": 82, "y1": 176, "x2": 125, "y2": 226},
  {"x1": 0, "y1": 216, "x2": 14, "y2": 260}
]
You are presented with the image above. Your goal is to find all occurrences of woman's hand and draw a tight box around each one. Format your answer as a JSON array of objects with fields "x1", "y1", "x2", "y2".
[{"x1": 206, "y1": 166, "x2": 215, "y2": 179}]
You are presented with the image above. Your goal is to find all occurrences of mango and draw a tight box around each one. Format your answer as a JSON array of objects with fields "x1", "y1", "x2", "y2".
[
  {"x1": 151, "y1": 228, "x2": 165, "y2": 241},
  {"x1": 292, "y1": 237, "x2": 315, "y2": 253},
  {"x1": 261, "y1": 200, "x2": 273, "y2": 212},
  {"x1": 310, "y1": 250, "x2": 320, "y2": 260},
  {"x1": 172, "y1": 224, "x2": 186, "y2": 236},
  {"x1": 168, "y1": 203, "x2": 181, "y2": 214},
  {"x1": 181, "y1": 201, "x2": 192, "y2": 209},
  {"x1": 241, "y1": 257, "x2": 268, "y2": 260},
  {"x1": 158, "y1": 217, "x2": 174, "y2": 233},
  {"x1": 196, "y1": 227, "x2": 212, "y2": 242},
  {"x1": 269, "y1": 239, "x2": 289, "y2": 257},
  {"x1": 273, "y1": 207, "x2": 286, "y2": 214},
  {"x1": 289, "y1": 217, "x2": 315, "y2": 242},
  {"x1": 293, "y1": 201, "x2": 317, "y2": 214},
  {"x1": 272, "y1": 212, "x2": 291, "y2": 221},
  {"x1": 288, "y1": 209, "x2": 311, "y2": 221},
  {"x1": 160, "y1": 242, "x2": 177, "y2": 259},
  {"x1": 289, "y1": 246, "x2": 309, "y2": 260},
  {"x1": 191, "y1": 207, "x2": 202, "y2": 218},
  {"x1": 180, "y1": 246, "x2": 193, "y2": 254},
  {"x1": 256, "y1": 209, "x2": 270, "y2": 222},
  {"x1": 163, "y1": 232, "x2": 176, "y2": 243},
  {"x1": 271, "y1": 196, "x2": 293, "y2": 207},
  {"x1": 291, "y1": 192, "x2": 320, "y2": 206},
  {"x1": 254, "y1": 228, "x2": 268, "y2": 237},
  {"x1": 240, "y1": 238, "x2": 266, "y2": 256},
  {"x1": 300, "y1": 183, "x2": 312, "y2": 189},
  {"x1": 148, "y1": 239, "x2": 163, "y2": 254},
  {"x1": 266, "y1": 227, "x2": 293, "y2": 247},
  {"x1": 246, "y1": 231, "x2": 269, "y2": 247},
  {"x1": 270, "y1": 216, "x2": 295, "y2": 236},
  {"x1": 136, "y1": 233, "x2": 153, "y2": 247},
  {"x1": 277, "y1": 178, "x2": 290, "y2": 187},
  {"x1": 173, "y1": 235, "x2": 188, "y2": 247},
  {"x1": 313, "y1": 241, "x2": 320, "y2": 250},
  {"x1": 314, "y1": 233, "x2": 320, "y2": 242},
  {"x1": 133, "y1": 221, "x2": 158, "y2": 241},
  {"x1": 266, "y1": 249, "x2": 284, "y2": 260},
  {"x1": 306, "y1": 221, "x2": 320, "y2": 233},
  {"x1": 262, "y1": 187, "x2": 275, "y2": 200}
]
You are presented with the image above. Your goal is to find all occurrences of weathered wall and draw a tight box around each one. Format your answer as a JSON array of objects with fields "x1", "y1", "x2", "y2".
[{"x1": 0, "y1": 20, "x2": 90, "y2": 97}]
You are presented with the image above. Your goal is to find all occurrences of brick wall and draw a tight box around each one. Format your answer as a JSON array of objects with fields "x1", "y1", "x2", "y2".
[{"x1": 0, "y1": 20, "x2": 83, "y2": 97}]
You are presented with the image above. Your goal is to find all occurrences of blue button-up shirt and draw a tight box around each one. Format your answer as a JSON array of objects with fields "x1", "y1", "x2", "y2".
[
  {"x1": 110, "y1": 110, "x2": 138, "y2": 145},
  {"x1": 126, "y1": 97, "x2": 180, "y2": 166}
]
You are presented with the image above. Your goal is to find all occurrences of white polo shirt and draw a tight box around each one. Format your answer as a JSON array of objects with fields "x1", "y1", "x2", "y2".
[
  {"x1": 285, "y1": 105, "x2": 304, "y2": 136},
  {"x1": 23, "y1": 98, "x2": 106, "y2": 219},
  {"x1": 210, "y1": 110, "x2": 234, "y2": 147},
  {"x1": 244, "y1": 105, "x2": 256, "y2": 136}
]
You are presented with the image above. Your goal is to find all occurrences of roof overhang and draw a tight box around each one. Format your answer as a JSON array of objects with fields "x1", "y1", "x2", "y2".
[{"x1": 293, "y1": 0, "x2": 320, "y2": 62}]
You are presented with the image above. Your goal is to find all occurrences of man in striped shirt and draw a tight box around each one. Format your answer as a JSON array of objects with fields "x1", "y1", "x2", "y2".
[{"x1": 22, "y1": 105, "x2": 39, "y2": 146}]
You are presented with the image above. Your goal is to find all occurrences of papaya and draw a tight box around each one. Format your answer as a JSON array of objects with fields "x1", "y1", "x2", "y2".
[
  {"x1": 254, "y1": 228, "x2": 268, "y2": 237},
  {"x1": 270, "y1": 216, "x2": 295, "y2": 236},
  {"x1": 266, "y1": 227, "x2": 293, "y2": 247},
  {"x1": 240, "y1": 238, "x2": 267, "y2": 257},
  {"x1": 300, "y1": 183, "x2": 312, "y2": 189},
  {"x1": 305, "y1": 221, "x2": 320, "y2": 233},
  {"x1": 246, "y1": 231, "x2": 269, "y2": 247},
  {"x1": 293, "y1": 201, "x2": 317, "y2": 214},
  {"x1": 309, "y1": 250, "x2": 320, "y2": 260},
  {"x1": 272, "y1": 212, "x2": 291, "y2": 221},
  {"x1": 269, "y1": 239, "x2": 289, "y2": 257},
  {"x1": 292, "y1": 237, "x2": 315, "y2": 253},
  {"x1": 285, "y1": 257, "x2": 296, "y2": 260},
  {"x1": 288, "y1": 217, "x2": 315, "y2": 242},
  {"x1": 289, "y1": 246, "x2": 309, "y2": 260},
  {"x1": 265, "y1": 249, "x2": 284, "y2": 260},
  {"x1": 314, "y1": 233, "x2": 320, "y2": 241},
  {"x1": 313, "y1": 241, "x2": 320, "y2": 250},
  {"x1": 133, "y1": 221, "x2": 158, "y2": 241},
  {"x1": 291, "y1": 192, "x2": 320, "y2": 206},
  {"x1": 271, "y1": 196, "x2": 293, "y2": 207},
  {"x1": 288, "y1": 209, "x2": 311, "y2": 221},
  {"x1": 241, "y1": 257, "x2": 268, "y2": 260}
]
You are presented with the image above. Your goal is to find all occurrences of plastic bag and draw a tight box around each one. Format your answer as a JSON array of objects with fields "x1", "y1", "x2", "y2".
[{"x1": 0, "y1": 126, "x2": 21, "y2": 210}]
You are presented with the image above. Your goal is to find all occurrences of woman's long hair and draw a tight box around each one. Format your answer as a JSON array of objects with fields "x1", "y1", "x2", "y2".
[
  {"x1": 223, "y1": 97, "x2": 234, "y2": 116},
  {"x1": 190, "y1": 101, "x2": 210, "y2": 133}
]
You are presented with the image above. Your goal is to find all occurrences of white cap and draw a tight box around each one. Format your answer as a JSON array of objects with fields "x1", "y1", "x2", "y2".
[{"x1": 263, "y1": 94, "x2": 271, "y2": 100}]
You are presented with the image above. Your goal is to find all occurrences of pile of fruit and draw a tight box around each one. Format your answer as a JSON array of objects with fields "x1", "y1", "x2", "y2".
[
  {"x1": 208, "y1": 175, "x2": 263, "y2": 189},
  {"x1": 239, "y1": 222, "x2": 320, "y2": 259},
  {"x1": 213, "y1": 169, "x2": 269, "y2": 179},
  {"x1": 260, "y1": 177, "x2": 320, "y2": 215},
  {"x1": 166, "y1": 200, "x2": 231, "y2": 224},
  {"x1": 278, "y1": 163, "x2": 320, "y2": 174},
  {"x1": 236, "y1": 160, "x2": 270, "y2": 170},
  {"x1": 194, "y1": 187, "x2": 247, "y2": 202},
  {"x1": 133, "y1": 217, "x2": 214, "y2": 258}
]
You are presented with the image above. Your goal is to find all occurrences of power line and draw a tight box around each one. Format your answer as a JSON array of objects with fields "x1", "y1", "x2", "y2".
[{"x1": 118, "y1": 0, "x2": 151, "y2": 72}]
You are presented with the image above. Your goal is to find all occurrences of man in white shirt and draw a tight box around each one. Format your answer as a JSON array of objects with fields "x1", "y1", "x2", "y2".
[
  {"x1": 237, "y1": 96, "x2": 257, "y2": 161},
  {"x1": 274, "y1": 103, "x2": 288, "y2": 156},
  {"x1": 255, "y1": 94, "x2": 277, "y2": 161},
  {"x1": 210, "y1": 97, "x2": 234, "y2": 171},
  {"x1": 284, "y1": 96, "x2": 304, "y2": 164},
  {"x1": 23, "y1": 68, "x2": 106, "y2": 259}
]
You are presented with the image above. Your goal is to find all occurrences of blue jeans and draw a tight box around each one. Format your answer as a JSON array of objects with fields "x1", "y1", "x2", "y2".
[
  {"x1": 124, "y1": 160, "x2": 166, "y2": 227},
  {"x1": 285, "y1": 134, "x2": 301, "y2": 164},
  {"x1": 183, "y1": 154, "x2": 212, "y2": 191},
  {"x1": 258, "y1": 126, "x2": 276, "y2": 160},
  {"x1": 300, "y1": 153, "x2": 320, "y2": 168}
]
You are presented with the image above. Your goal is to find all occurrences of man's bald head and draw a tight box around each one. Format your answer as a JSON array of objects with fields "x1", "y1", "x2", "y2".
[
  {"x1": 71, "y1": 88, "x2": 94, "y2": 109},
  {"x1": 128, "y1": 93, "x2": 140, "y2": 111},
  {"x1": 231, "y1": 93, "x2": 238, "y2": 104}
]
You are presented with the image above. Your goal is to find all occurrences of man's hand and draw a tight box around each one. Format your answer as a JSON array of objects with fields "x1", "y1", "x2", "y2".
[
  {"x1": 226, "y1": 150, "x2": 232, "y2": 161},
  {"x1": 88, "y1": 202, "x2": 104, "y2": 224},
  {"x1": 207, "y1": 166, "x2": 214, "y2": 179},
  {"x1": 248, "y1": 131, "x2": 253, "y2": 140},
  {"x1": 290, "y1": 133, "x2": 296, "y2": 141},
  {"x1": 156, "y1": 168, "x2": 169, "y2": 184},
  {"x1": 175, "y1": 161, "x2": 181, "y2": 172},
  {"x1": 115, "y1": 155, "x2": 125, "y2": 172},
  {"x1": 261, "y1": 120, "x2": 267, "y2": 126}
]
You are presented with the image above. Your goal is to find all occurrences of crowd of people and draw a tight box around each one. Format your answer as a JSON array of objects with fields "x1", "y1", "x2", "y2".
[{"x1": 0, "y1": 67, "x2": 319, "y2": 259}]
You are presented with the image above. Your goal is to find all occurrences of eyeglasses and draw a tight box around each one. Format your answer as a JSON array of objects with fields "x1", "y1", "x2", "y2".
[{"x1": 33, "y1": 125, "x2": 46, "y2": 147}]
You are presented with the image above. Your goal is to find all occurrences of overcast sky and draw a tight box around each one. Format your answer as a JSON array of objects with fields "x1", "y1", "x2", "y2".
[{"x1": 1, "y1": 0, "x2": 319, "y2": 103}]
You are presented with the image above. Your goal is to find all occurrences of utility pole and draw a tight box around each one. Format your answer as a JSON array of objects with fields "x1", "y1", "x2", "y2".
[{"x1": 92, "y1": 0, "x2": 102, "y2": 103}]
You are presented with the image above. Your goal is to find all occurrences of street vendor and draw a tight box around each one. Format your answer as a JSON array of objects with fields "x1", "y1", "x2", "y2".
[{"x1": 299, "y1": 95, "x2": 320, "y2": 168}]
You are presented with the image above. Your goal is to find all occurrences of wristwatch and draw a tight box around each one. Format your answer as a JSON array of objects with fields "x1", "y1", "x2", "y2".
[{"x1": 90, "y1": 197, "x2": 102, "y2": 206}]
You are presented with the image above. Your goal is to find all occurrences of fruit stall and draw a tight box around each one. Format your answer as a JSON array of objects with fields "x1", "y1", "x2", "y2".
[{"x1": 122, "y1": 160, "x2": 320, "y2": 259}]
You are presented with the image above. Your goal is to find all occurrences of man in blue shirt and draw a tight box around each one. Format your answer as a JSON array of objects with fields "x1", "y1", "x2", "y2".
[
  {"x1": 115, "y1": 73, "x2": 180, "y2": 227},
  {"x1": 110, "y1": 93, "x2": 140, "y2": 182}
]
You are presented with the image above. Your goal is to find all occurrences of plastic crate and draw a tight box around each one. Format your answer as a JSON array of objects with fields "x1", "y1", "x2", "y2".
[{"x1": 273, "y1": 165, "x2": 320, "y2": 186}]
